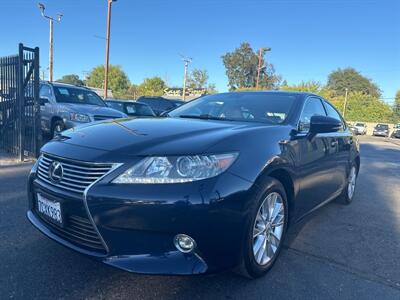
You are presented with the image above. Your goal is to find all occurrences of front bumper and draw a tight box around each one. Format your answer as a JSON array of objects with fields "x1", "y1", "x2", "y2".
[
  {"x1": 373, "y1": 131, "x2": 388, "y2": 136},
  {"x1": 27, "y1": 160, "x2": 255, "y2": 275}
]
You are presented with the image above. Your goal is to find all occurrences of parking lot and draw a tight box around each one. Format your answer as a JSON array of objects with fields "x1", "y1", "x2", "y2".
[{"x1": 0, "y1": 136, "x2": 399, "y2": 299}]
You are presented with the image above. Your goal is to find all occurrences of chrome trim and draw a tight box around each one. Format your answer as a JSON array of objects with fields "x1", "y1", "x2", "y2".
[
  {"x1": 83, "y1": 163, "x2": 124, "y2": 253},
  {"x1": 37, "y1": 153, "x2": 115, "y2": 194}
]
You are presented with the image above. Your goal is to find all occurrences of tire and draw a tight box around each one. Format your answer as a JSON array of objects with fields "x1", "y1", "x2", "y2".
[
  {"x1": 237, "y1": 177, "x2": 288, "y2": 278},
  {"x1": 51, "y1": 120, "x2": 64, "y2": 138},
  {"x1": 339, "y1": 162, "x2": 358, "y2": 205}
]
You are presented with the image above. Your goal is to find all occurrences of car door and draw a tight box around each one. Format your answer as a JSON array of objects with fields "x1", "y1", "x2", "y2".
[
  {"x1": 293, "y1": 97, "x2": 339, "y2": 218},
  {"x1": 39, "y1": 84, "x2": 55, "y2": 133},
  {"x1": 323, "y1": 100, "x2": 351, "y2": 192}
]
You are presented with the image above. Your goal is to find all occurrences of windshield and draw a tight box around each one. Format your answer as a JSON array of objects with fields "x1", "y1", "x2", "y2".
[
  {"x1": 376, "y1": 124, "x2": 388, "y2": 129},
  {"x1": 54, "y1": 86, "x2": 105, "y2": 106},
  {"x1": 355, "y1": 123, "x2": 365, "y2": 127},
  {"x1": 168, "y1": 93, "x2": 297, "y2": 124}
]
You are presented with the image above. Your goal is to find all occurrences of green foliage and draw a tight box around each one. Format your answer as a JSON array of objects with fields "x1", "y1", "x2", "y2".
[
  {"x1": 56, "y1": 74, "x2": 84, "y2": 86},
  {"x1": 392, "y1": 90, "x2": 400, "y2": 123},
  {"x1": 222, "y1": 42, "x2": 281, "y2": 91},
  {"x1": 281, "y1": 81, "x2": 393, "y2": 123},
  {"x1": 327, "y1": 68, "x2": 381, "y2": 98},
  {"x1": 86, "y1": 65, "x2": 130, "y2": 97},
  {"x1": 187, "y1": 69, "x2": 209, "y2": 89},
  {"x1": 137, "y1": 77, "x2": 166, "y2": 96},
  {"x1": 187, "y1": 69, "x2": 218, "y2": 94},
  {"x1": 206, "y1": 83, "x2": 218, "y2": 94},
  {"x1": 281, "y1": 80, "x2": 323, "y2": 93}
]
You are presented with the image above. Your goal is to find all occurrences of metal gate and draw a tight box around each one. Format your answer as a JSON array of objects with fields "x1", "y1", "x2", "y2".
[{"x1": 0, "y1": 44, "x2": 41, "y2": 161}]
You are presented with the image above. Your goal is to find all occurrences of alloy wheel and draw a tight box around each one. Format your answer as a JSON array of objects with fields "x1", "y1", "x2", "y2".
[
  {"x1": 252, "y1": 192, "x2": 285, "y2": 266},
  {"x1": 347, "y1": 166, "x2": 357, "y2": 199}
]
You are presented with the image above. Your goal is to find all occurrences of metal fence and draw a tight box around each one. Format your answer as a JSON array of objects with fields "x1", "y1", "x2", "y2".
[{"x1": 0, "y1": 44, "x2": 41, "y2": 161}]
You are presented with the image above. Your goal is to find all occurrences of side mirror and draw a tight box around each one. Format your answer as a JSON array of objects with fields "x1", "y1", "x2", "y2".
[
  {"x1": 39, "y1": 97, "x2": 49, "y2": 105},
  {"x1": 309, "y1": 115, "x2": 342, "y2": 135}
]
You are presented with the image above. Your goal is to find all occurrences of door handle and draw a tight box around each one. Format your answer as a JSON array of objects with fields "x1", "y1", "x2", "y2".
[{"x1": 331, "y1": 140, "x2": 338, "y2": 148}]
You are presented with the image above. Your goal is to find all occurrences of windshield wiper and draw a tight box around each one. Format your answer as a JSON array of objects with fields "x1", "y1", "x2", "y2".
[{"x1": 178, "y1": 114, "x2": 235, "y2": 121}]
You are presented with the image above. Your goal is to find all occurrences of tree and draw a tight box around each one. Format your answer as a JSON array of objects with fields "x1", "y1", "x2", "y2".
[
  {"x1": 187, "y1": 69, "x2": 209, "y2": 89},
  {"x1": 222, "y1": 42, "x2": 281, "y2": 91},
  {"x1": 393, "y1": 90, "x2": 400, "y2": 122},
  {"x1": 137, "y1": 77, "x2": 166, "y2": 96},
  {"x1": 56, "y1": 74, "x2": 84, "y2": 86},
  {"x1": 327, "y1": 68, "x2": 381, "y2": 98},
  {"x1": 187, "y1": 68, "x2": 218, "y2": 94},
  {"x1": 86, "y1": 65, "x2": 130, "y2": 97}
]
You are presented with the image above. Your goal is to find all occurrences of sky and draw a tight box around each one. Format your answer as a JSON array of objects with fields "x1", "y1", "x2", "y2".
[{"x1": 0, "y1": 0, "x2": 399, "y2": 101}]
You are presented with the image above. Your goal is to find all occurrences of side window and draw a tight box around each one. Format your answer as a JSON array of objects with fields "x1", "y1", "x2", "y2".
[
  {"x1": 39, "y1": 85, "x2": 52, "y2": 100},
  {"x1": 324, "y1": 101, "x2": 344, "y2": 130},
  {"x1": 299, "y1": 97, "x2": 326, "y2": 132}
]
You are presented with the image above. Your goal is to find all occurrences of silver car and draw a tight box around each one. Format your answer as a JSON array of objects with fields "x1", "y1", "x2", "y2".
[{"x1": 39, "y1": 82, "x2": 126, "y2": 137}]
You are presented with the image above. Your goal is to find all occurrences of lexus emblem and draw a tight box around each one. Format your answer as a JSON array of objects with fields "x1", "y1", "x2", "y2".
[{"x1": 49, "y1": 161, "x2": 63, "y2": 183}]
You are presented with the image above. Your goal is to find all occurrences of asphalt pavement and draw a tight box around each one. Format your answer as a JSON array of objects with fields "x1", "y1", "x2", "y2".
[{"x1": 0, "y1": 136, "x2": 399, "y2": 299}]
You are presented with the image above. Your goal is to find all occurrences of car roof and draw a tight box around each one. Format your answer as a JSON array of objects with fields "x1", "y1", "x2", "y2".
[
  {"x1": 206, "y1": 90, "x2": 317, "y2": 99},
  {"x1": 106, "y1": 99, "x2": 149, "y2": 105},
  {"x1": 42, "y1": 81, "x2": 89, "y2": 90}
]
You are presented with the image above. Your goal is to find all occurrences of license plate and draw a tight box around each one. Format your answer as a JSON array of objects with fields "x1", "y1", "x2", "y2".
[{"x1": 37, "y1": 194, "x2": 63, "y2": 225}]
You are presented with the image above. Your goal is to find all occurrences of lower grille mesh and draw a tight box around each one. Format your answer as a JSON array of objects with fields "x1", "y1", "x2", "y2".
[{"x1": 38, "y1": 213, "x2": 106, "y2": 254}]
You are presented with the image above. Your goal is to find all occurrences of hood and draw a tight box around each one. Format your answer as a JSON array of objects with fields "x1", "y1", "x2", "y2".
[
  {"x1": 60, "y1": 103, "x2": 126, "y2": 118},
  {"x1": 58, "y1": 117, "x2": 273, "y2": 156}
]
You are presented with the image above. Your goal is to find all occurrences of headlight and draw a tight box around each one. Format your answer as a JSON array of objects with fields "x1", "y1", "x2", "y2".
[
  {"x1": 70, "y1": 113, "x2": 91, "y2": 123},
  {"x1": 113, "y1": 153, "x2": 238, "y2": 184}
]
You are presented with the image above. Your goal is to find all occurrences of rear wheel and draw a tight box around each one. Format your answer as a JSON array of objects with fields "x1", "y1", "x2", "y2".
[
  {"x1": 340, "y1": 163, "x2": 358, "y2": 204},
  {"x1": 238, "y1": 178, "x2": 288, "y2": 278}
]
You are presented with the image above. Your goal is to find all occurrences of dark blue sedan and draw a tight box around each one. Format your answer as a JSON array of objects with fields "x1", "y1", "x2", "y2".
[{"x1": 27, "y1": 91, "x2": 360, "y2": 278}]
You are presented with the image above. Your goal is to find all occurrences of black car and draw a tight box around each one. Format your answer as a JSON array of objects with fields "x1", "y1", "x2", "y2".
[
  {"x1": 105, "y1": 99, "x2": 156, "y2": 117},
  {"x1": 27, "y1": 91, "x2": 360, "y2": 278},
  {"x1": 137, "y1": 96, "x2": 184, "y2": 115}
]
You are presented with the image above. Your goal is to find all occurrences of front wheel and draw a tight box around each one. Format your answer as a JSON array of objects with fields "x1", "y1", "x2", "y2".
[{"x1": 237, "y1": 178, "x2": 288, "y2": 278}]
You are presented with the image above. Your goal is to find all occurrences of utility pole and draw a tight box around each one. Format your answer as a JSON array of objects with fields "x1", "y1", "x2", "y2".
[
  {"x1": 181, "y1": 55, "x2": 192, "y2": 101},
  {"x1": 343, "y1": 88, "x2": 349, "y2": 118},
  {"x1": 38, "y1": 3, "x2": 63, "y2": 82},
  {"x1": 256, "y1": 47, "x2": 271, "y2": 89},
  {"x1": 104, "y1": 0, "x2": 117, "y2": 99}
]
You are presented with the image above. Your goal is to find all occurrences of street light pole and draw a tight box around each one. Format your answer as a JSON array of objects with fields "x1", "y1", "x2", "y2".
[
  {"x1": 38, "y1": 3, "x2": 62, "y2": 82},
  {"x1": 181, "y1": 55, "x2": 192, "y2": 101},
  {"x1": 104, "y1": 0, "x2": 116, "y2": 99},
  {"x1": 49, "y1": 18, "x2": 53, "y2": 82},
  {"x1": 256, "y1": 47, "x2": 271, "y2": 89}
]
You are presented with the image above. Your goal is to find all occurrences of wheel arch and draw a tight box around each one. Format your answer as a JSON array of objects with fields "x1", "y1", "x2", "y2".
[{"x1": 255, "y1": 166, "x2": 296, "y2": 223}]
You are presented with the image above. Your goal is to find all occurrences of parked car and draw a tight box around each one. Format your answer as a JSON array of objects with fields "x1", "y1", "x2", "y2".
[
  {"x1": 39, "y1": 82, "x2": 126, "y2": 137},
  {"x1": 392, "y1": 123, "x2": 400, "y2": 139},
  {"x1": 137, "y1": 96, "x2": 184, "y2": 115},
  {"x1": 373, "y1": 123, "x2": 389, "y2": 137},
  {"x1": 27, "y1": 91, "x2": 360, "y2": 278},
  {"x1": 105, "y1": 99, "x2": 156, "y2": 117},
  {"x1": 352, "y1": 122, "x2": 367, "y2": 135}
]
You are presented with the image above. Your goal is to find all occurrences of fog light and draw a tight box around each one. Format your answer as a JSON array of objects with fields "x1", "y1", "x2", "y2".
[{"x1": 174, "y1": 234, "x2": 196, "y2": 253}]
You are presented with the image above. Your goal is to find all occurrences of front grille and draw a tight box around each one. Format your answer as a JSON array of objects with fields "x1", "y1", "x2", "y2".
[
  {"x1": 93, "y1": 115, "x2": 115, "y2": 121},
  {"x1": 37, "y1": 154, "x2": 114, "y2": 194},
  {"x1": 38, "y1": 212, "x2": 106, "y2": 253}
]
